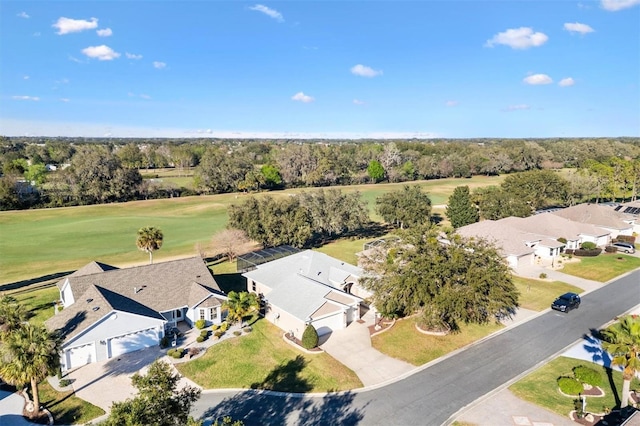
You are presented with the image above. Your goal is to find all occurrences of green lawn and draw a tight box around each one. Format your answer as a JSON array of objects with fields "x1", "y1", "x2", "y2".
[
  {"x1": 510, "y1": 356, "x2": 640, "y2": 417},
  {"x1": 38, "y1": 381, "x2": 105, "y2": 424},
  {"x1": 559, "y1": 253, "x2": 640, "y2": 282},
  {"x1": 512, "y1": 276, "x2": 583, "y2": 311},
  {"x1": 11, "y1": 286, "x2": 60, "y2": 325},
  {"x1": 1, "y1": 175, "x2": 503, "y2": 286},
  {"x1": 175, "y1": 318, "x2": 362, "y2": 392},
  {"x1": 371, "y1": 316, "x2": 503, "y2": 366}
]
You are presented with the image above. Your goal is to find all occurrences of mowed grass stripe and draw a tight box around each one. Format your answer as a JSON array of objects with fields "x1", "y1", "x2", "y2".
[{"x1": 1, "y1": 176, "x2": 503, "y2": 285}]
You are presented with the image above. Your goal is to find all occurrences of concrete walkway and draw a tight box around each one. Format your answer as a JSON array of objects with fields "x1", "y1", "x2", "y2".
[
  {"x1": 319, "y1": 310, "x2": 415, "y2": 387},
  {"x1": 516, "y1": 262, "x2": 603, "y2": 293}
]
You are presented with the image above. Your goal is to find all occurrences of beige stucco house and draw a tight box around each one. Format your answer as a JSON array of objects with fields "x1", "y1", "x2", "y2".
[
  {"x1": 551, "y1": 203, "x2": 635, "y2": 239},
  {"x1": 243, "y1": 250, "x2": 369, "y2": 339}
]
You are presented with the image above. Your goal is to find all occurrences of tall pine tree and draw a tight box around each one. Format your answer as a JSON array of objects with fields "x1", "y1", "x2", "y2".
[{"x1": 446, "y1": 185, "x2": 479, "y2": 228}]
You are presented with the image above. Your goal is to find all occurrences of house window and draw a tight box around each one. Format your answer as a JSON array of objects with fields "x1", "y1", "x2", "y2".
[
  {"x1": 175, "y1": 309, "x2": 182, "y2": 319},
  {"x1": 210, "y1": 308, "x2": 217, "y2": 320},
  {"x1": 252, "y1": 281, "x2": 256, "y2": 292},
  {"x1": 199, "y1": 309, "x2": 206, "y2": 320}
]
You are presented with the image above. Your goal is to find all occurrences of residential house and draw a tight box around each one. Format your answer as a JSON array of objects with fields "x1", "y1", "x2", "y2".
[
  {"x1": 614, "y1": 201, "x2": 640, "y2": 235},
  {"x1": 551, "y1": 203, "x2": 635, "y2": 239},
  {"x1": 243, "y1": 250, "x2": 368, "y2": 339},
  {"x1": 45, "y1": 257, "x2": 226, "y2": 372}
]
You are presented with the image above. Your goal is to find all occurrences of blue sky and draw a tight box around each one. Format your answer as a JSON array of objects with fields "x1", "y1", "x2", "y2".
[{"x1": 1, "y1": 0, "x2": 639, "y2": 138}]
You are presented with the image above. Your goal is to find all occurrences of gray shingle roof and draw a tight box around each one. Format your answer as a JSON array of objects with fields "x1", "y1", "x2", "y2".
[
  {"x1": 46, "y1": 257, "x2": 223, "y2": 339},
  {"x1": 501, "y1": 214, "x2": 610, "y2": 239},
  {"x1": 456, "y1": 220, "x2": 538, "y2": 257},
  {"x1": 551, "y1": 203, "x2": 634, "y2": 230}
]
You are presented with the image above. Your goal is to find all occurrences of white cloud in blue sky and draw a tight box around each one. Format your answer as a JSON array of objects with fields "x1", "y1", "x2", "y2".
[
  {"x1": 249, "y1": 4, "x2": 284, "y2": 22},
  {"x1": 52, "y1": 17, "x2": 98, "y2": 35},
  {"x1": 2, "y1": 1, "x2": 638, "y2": 138},
  {"x1": 601, "y1": 0, "x2": 640, "y2": 11},
  {"x1": 81, "y1": 45, "x2": 120, "y2": 61}
]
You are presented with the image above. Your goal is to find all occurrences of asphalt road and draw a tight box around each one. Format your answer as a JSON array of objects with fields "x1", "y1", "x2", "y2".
[{"x1": 191, "y1": 270, "x2": 640, "y2": 426}]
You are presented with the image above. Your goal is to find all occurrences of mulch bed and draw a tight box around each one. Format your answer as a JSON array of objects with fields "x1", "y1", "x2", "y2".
[
  {"x1": 284, "y1": 333, "x2": 322, "y2": 352},
  {"x1": 368, "y1": 317, "x2": 394, "y2": 336}
]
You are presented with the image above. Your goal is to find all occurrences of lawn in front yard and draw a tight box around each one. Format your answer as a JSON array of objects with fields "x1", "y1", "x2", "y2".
[
  {"x1": 559, "y1": 253, "x2": 640, "y2": 282},
  {"x1": 512, "y1": 276, "x2": 583, "y2": 312},
  {"x1": 510, "y1": 356, "x2": 640, "y2": 417},
  {"x1": 11, "y1": 286, "x2": 59, "y2": 325},
  {"x1": 38, "y1": 381, "x2": 105, "y2": 424},
  {"x1": 175, "y1": 318, "x2": 362, "y2": 392},
  {"x1": 371, "y1": 316, "x2": 503, "y2": 366}
]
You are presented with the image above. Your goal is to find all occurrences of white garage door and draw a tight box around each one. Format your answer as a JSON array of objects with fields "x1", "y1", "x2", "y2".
[
  {"x1": 311, "y1": 313, "x2": 344, "y2": 336},
  {"x1": 66, "y1": 343, "x2": 96, "y2": 370},
  {"x1": 108, "y1": 328, "x2": 158, "y2": 358}
]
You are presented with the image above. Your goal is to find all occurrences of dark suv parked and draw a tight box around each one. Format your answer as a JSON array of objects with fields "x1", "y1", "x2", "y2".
[{"x1": 551, "y1": 292, "x2": 581, "y2": 313}]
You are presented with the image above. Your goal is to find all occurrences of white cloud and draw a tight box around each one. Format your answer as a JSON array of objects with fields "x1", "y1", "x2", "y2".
[
  {"x1": 81, "y1": 45, "x2": 120, "y2": 61},
  {"x1": 249, "y1": 4, "x2": 284, "y2": 22},
  {"x1": 601, "y1": 0, "x2": 640, "y2": 10},
  {"x1": 153, "y1": 61, "x2": 166, "y2": 69},
  {"x1": 485, "y1": 27, "x2": 548, "y2": 49},
  {"x1": 140, "y1": 94, "x2": 151, "y2": 99},
  {"x1": 559, "y1": 77, "x2": 575, "y2": 87},
  {"x1": 17, "y1": 12, "x2": 30, "y2": 18},
  {"x1": 12, "y1": 95, "x2": 40, "y2": 101},
  {"x1": 291, "y1": 92, "x2": 314, "y2": 103},
  {"x1": 564, "y1": 22, "x2": 595, "y2": 34},
  {"x1": 68, "y1": 55, "x2": 83, "y2": 63},
  {"x1": 96, "y1": 28, "x2": 113, "y2": 37},
  {"x1": 33, "y1": 32, "x2": 41, "y2": 37},
  {"x1": 505, "y1": 104, "x2": 531, "y2": 111},
  {"x1": 523, "y1": 73, "x2": 553, "y2": 85},
  {"x1": 350, "y1": 64, "x2": 383, "y2": 78},
  {"x1": 353, "y1": 99, "x2": 365, "y2": 105},
  {"x1": 53, "y1": 17, "x2": 98, "y2": 35},
  {"x1": 445, "y1": 100, "x2": 459, "y2": 107},
  {"x1": 60, "y1": 98, "x2": 70, "y2": 102},
  {"x1": 23, "y1": 75, "x2": 30, "y2": 80},
  {"x1": 126, "y1": 52, "x2": 143, "y2": 59}
]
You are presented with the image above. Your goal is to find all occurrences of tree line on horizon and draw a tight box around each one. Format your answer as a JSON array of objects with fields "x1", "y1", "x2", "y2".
[{"x1": 1, "y1": 136, "x2": 639, "y2": 210}]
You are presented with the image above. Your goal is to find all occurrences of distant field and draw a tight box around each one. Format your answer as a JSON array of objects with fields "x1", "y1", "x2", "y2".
[{"x1": 0, "y1": 176, "x2": 503, "y2": 285}]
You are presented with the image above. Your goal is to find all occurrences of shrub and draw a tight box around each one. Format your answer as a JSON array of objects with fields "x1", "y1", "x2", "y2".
[
  {"x1": 167, "y1": 348, "x2": 184, "y2": 359},
  {"x1": 573, "y1": 365, "x2": 602, "y2": 387},
  {"x1": 200, "y1": 330, "x2": 209, "y2": 337},
  {"x1": 573, "y1": 248, "x2": 601, "y2": 257},
  {"x1": 557, "y1": 237, "x2": 567, "y2": 244},
  {"x1": 220, "y1": 322, "x2": 229, "y2": 332},
  {"x1": 539, "y1": 273, "x2": 547, "y2": 279},
  {"x1": 214, "y1": 330, "x2": 224, "y2": 338},
  {"x1": 573, "y1": 398, "x2": 585, "y2": 419},
  {"x1": 615, "y1": 235, "x2": 636, "y2": 244},
  {"x1": 188, "y1": 347, "x2": 201, "y2": 357},
  {"x1": 195, "y1": 319, "x2": 206, "y2": 329},
  {"x1": 233, "y1": 330, "x2": 242, "y2": 336},
  {"x1": 242, "y1": 326, "x2": 253, "y2": 333},
  {"x1": 57, "y1": 305, "x2": 63, "y2": 312},
  {"x1": 558, "y1": 376, "x2": 583, "y2": 395},
  {"x1": 605, "y1": 245, "x2": 618, "y2": 253},
  {"x1": 196, "y1": 336, "x2": 205, "y2": 343},
  {"x1": 59, "y1": 379, "x2": 71, "y2": 387},
  {"x1": 160, "y1": 336, "x2": 169, "y2": 348},
  {"x1": 581, "y1": 241, "x2": 597, "y2": 250},
  {"x1": 212, "y1": 324, "x2": 219, "y2": 331},
  {"x1": 301, "y1": 324, "x2": 319, "y2": 349}
]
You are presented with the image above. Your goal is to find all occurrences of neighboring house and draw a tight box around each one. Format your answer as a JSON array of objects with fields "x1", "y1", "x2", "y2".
[
  {"x1": 615, "y1": 201, "x2": 640, "y2": 235},
  {"x1": 551, "y1": 203, "x2": 635, "y2": 239},
  {"x1": 501, "y1": 213, "x2": 611, "y2": 249},
  {"x1": 456, "y1": 220, "x2": 563, "y2": 270},
  {"x1": 243, "y1": 250, "x2": 368, "y2": 338},
  {"x1": 45, "y1": 257, "x2": 226, "y2": 372}
]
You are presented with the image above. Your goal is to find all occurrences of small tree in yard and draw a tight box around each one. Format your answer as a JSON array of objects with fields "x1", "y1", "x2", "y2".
[
  {"x1": 600, "y1": 315, "x2": 640, "y2": 408},
  {"x1": 301, "y1": 324, "x2": 319, "y2": 349},
  {"x1": 211, "y1": 229, "x2": 251, "y2": 262},
  {"x1": 103, "y1": 359, "x2": 201, "y2": 426},
  {"x1": 136, "y1": 226, "x2": 163, "y2": 264}
]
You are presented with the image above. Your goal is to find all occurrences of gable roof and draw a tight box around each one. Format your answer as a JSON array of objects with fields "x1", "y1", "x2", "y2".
[
  {"x1": 67, "y1": 261, "x2": 118, "y2": 279},
  {"x1": 456, "y1": 220, "x2": 538, "y2": 257},
  {"x1": 551, "y1": 203, "x2": 634, "y2": 230},
  {"x1": 243, "y1": 250, "x2": 362, "y2": 322},
  {"x1": 501, "y1": 213, "x2": 610, "y2": 240},
  {"x1": 46, "y1": 257, "x2": 224, "y2": 339}
]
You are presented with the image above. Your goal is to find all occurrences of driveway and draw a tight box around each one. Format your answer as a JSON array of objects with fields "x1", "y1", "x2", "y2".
[
  {"x1": 63, "y1": 345, "x2": 167, "y2": 412},
  {"x1": 319, "y1": 310, "x2": 415, "y2": 387}
]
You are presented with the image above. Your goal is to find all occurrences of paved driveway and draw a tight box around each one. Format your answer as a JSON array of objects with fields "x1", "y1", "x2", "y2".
[
  {"x1": 0, "y1": 387, "x2": 34, "y2": 426},
  {"x1": 319, "y1": 311, "x2": 414, "y2": 387},
  {"x1": 64, "y1": 345, "x2": 166, "y2": 411}
]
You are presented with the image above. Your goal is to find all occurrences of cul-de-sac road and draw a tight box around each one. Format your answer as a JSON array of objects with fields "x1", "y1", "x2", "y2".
[{"x1": 191, "y1": 270, "x2": 640, "y2": 426}]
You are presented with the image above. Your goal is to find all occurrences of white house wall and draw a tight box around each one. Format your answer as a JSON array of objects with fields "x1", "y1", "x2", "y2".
[
  {"x1": 311, "y1": 311, "x2": 345, "y2": 336},
  {"x1": 265, "y1": 303, "x2": 305, "y2": 340},
  {"x1": 63, "y1": 311, "x2": 165, "y2": 363},
  {"x1": 60, "y1": 280, "x2": 74, "y2": 307}
]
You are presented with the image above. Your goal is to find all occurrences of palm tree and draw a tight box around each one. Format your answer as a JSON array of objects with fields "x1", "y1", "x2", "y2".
[
  {"x1": 0, "y1": 296, "x2": 28, "y2": 339},
  {"x1": 136, "y1": 226, "x2": 164, "y2": 264},
  {"x1": 0, "y1": 323, "x2": 62, "y2": 417},
  {"x1": 223, "y1": 291, "x2": 259, "y2": 326},
  {"x1": 600, "y1": 315, "x2": 640, "y2": 408}
]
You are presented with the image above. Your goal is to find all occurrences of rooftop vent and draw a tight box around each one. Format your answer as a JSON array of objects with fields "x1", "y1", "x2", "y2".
[
  {"x1": 86, "y1": 298, "x2": 93, "y2": 303},
  {"x1": 92, "y1": 306, "x2": 99, "y2": 311}
]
